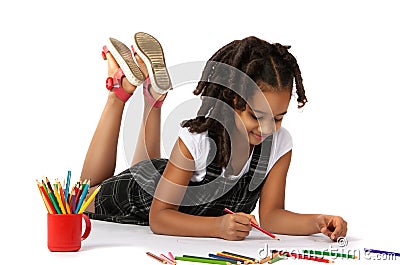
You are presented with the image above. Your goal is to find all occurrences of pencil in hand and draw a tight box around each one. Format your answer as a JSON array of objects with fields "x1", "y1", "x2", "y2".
[{"x1": 223, "y1": 208, "x2": 279, "y2": 240}]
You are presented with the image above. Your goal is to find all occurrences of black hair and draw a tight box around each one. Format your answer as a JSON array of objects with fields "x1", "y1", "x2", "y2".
[{"x1": 181, "y1": 36, "x2": 307, "y2": 168}]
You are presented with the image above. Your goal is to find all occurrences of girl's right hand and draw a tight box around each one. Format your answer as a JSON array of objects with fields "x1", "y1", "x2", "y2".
[{"x1": 217, "y1": 212, "x2": 257, "y2": 240}]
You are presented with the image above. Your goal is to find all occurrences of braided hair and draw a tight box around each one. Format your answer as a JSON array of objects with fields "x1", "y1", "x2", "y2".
[{"x1": 181, "y1": 36, "x2": 307, "y2": 168}]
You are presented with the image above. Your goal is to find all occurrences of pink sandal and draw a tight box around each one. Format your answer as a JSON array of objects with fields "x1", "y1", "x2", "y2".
[
  {"x1": 142, "y1": 77, "x2": 166, "y2": 108},
  {"x1": 102, "y1": 38, "x2": 145, "y2": 102},
  {"x1": 132, "y1": 32, "x2": 172, "y2": 95},
  {"x1": 130, "y1": 45, "x2": 167, "y2": 108},
  {"x1": 102, "y1": 45, "x2": 132, "y2": 102}
]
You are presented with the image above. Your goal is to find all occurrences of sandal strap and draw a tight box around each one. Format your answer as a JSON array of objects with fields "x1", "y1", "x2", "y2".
[
  {"x1": 105, "y1": 68, "x2": 132, "y2": 102},
  {"x1": 143, "y1": 78, "x2": 166, "y2": 108},
  {"x1": 102, "y1": 45, "x2": 109, "y2": 60}
]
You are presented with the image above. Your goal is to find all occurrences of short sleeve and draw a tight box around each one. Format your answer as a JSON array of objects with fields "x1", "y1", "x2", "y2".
[
  {"x1": 267, "y1": 127, "x2": 293, "y2": 173},
  {"x1": 178, "y1": 127, "x2": 209, "y2": 182},
  {"x1": 178, "y1": 127, "x2": 198, "y2": 161}
]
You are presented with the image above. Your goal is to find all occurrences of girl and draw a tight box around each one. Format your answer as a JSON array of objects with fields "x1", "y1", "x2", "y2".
[{"x1": 83, "y1": 32, "x2": 347, "y2": 241}]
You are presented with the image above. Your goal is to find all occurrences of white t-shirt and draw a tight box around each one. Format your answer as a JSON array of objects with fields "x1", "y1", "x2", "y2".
[{"x1": 178, "y1": 127, "x2": 293, "y2": 182}]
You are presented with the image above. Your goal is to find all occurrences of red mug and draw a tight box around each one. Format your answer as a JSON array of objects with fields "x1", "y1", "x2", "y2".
[{"x1": 47, "y1": 213, "x2": 91, "y2": 252}]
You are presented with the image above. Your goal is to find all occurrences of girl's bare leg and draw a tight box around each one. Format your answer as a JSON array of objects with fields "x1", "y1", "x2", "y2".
[
  {"x1": 81, "y1": 52, "x2": 138, "y2": 187},
  {"x1": 84, "y1": 53, "x2": 166, "y2": 212},
  {"x1": 131, "y1": 53, "x2": 167, "y2": 165}
]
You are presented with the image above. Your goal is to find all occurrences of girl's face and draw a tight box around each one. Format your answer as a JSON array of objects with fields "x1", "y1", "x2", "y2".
[{"x1": 234, "y1": 89, "x2": 291, "y2": 146}]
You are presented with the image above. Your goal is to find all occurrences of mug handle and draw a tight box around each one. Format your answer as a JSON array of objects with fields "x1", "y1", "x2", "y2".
[{"x1": 81, "y1": 214, "x2": 91, "y2": 241}]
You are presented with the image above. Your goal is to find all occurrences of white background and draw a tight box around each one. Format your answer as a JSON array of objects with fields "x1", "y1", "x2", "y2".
[{"x1": 0, "y1": 0, "x2": 399, "y2": 263}]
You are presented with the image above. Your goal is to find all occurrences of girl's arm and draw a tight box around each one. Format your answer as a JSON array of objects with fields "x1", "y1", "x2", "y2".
[
  {"x1": 149, "y1": 138, "x2": 255, "y2": 240},
  {"x1": 259, "y1": 150, "x2": 347, "y2": 241}
]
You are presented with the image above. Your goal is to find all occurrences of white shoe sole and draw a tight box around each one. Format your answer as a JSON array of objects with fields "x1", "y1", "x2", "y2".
[
  {"x1": 108, "y1": 37, "x2": 145, "y2": 86},
  {"x1": 132, "y1": 32, "x2": 172, "y2": 94}
]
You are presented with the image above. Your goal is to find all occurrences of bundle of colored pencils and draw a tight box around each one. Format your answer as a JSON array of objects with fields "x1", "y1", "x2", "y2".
[
  {"x1": 36, "y1": 170, "x2": 101, "y2": 214},
  {"x1": 175, "y1": 251, "x2": 259, "y2": 264}
]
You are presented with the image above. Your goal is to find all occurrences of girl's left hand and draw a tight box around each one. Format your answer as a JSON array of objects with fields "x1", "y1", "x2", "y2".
[{"x1": 315, "y1": 214, "x2": 347, "y2": 241}]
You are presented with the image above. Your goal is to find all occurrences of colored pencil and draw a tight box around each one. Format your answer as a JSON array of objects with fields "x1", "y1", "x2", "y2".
[
  {"x1": 364, "y1": 248, "x2": 400, "y2": 257},
  {"x1": 223, "y1": 208, "x2": 279, "y2": 240},
  {"x1": 45, "y1": 177, "x2": 55, "y2": 194},
  {"x1": 58, "y1": 183, "x2": 71, "y2": 214},
  {"x1": 146, "y1": 252, "x2": 167, "y2": 264},
  {"x1": 56, "y1": 180, "x2": 66, "y2": 205},
  {"x1": 68, "y1": 183, "x2": 75, "y2": 201},
  {"x1": 77, "y1": 185, "x2": 101, "y2": 214},
  {"x1": 268, "y1": 253, "x2": 287, "y2": 264},
  {"x1": 47, "y1": 188, "x2": 61, "y2": 214},
  {"x1": 41, "y1": 179, "x2": 48, "y2": 192},
  {"x1": 76, "y1": 179, "x2": 90, "y2": 213},
  {"x1": 74, "y1": 180, "x2": 82, "y2": 207},
  {"x1": 65, "y1": 201, "x2": 71, "y2": 214},
  {"x1": 53, "y1": 183, "x2": 66, "y2": 214},
  {"x1": 208, "y1": 254, "x2": 242, "y2": 263},
  {"x1": 168, "y1": 252, "x2": 175, "y2": 261},
  {"x1": 71, "y1": 189, "x2": 76, "y2": 214},
  {"x1": 259, "y1": 256, "x2": 272, "y2": 264},
  {"x1": 302, "y1": 250, "x2": 357, "y2": 259},
  {"x1": 221, "y1": 251, "x2": 258, "y2": 263},
  {"x1": 160, "y1": 254, "x2": 176, "y2": 265},
  {"x1": 36, "y1": 180, "x2": 50, "y2": 213},
  {"x1": 64, "y1": 170, "x2": 71, "y2": 201},
  {"x1": 36, "y1": 180, "x2": 54, "y2": 214},
  {"x1": 40, "y1": 179, "x2": 57, "y2": 213},
  {"x1": 177, "y1": 255, "x2": 233, "y2": 264},
  {"x1": 78, "y1": 180, "x2": 86, "y2": 200},
  {"x1": 216, "y1": 252, "x2": 253, "y2": 263}
]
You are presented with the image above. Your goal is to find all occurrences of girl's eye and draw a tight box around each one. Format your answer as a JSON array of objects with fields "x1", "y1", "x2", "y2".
[{"x1": 251, "y1": 114, "x2": 262, "y2": 120}]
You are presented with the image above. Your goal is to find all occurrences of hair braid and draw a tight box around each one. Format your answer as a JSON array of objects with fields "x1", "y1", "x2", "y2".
[
  {"x1": 272, "y1": 43, "x2": 308, "y2": 108},
  {"x1": 181, "y1": 36, "x2": 307, "y2": 168}
]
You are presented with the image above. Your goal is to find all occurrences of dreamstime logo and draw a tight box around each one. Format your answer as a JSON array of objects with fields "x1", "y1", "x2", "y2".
[
  {"x1": 257, "y1": 242, "x2": 359, "y2": 261},
  {"x1": 122, "y1": 61, "x2": 277, "y2": 207},
  {"x1": 257, "y1": 241, "x2": 398, "y2": 262},
  {"x1": 337, "y1": 236, "x2": 348, "y2": 247}
]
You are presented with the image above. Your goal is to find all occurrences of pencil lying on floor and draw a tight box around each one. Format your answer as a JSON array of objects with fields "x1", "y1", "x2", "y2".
[
  {"x1": 146, "y1": 252, "x2": 167, "y2": 264},
  {"x1": 223, "y1": 208, "x2": 279, "y2": 240},
  {"x1": 220, "y1": 251, "x2": 258, "y2": 263}
]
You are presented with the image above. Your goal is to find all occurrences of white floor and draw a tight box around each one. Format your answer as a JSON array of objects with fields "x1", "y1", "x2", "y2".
[{"x1": 5, "y1": 214, "x2": 397, "y2": 265}]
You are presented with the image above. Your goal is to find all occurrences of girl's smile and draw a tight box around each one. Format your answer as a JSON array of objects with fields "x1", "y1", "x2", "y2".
[
  {"x1": 235, "y1": 88, "x2": 291, "y2": 146},
  {"x1": 250, "y1": 131, "x2": 269, "y2": 141}
]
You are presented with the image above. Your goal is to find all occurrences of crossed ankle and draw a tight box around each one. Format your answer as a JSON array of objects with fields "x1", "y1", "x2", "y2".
[
  {"x1": 149, "y1": 87, "x2": 167, "y2": 101},
  {"x1": 143, "y1": 79, "x2": 167, "y2": 108}
]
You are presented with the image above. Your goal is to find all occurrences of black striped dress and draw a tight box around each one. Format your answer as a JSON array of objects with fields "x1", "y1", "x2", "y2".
[{"x1": 85, "y1": 133, "x2": 273, "y2": 225}]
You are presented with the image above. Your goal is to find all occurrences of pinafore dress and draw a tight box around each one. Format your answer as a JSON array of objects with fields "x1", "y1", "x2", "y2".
[{"x1": 85, "y1": 132, "x2": 273, "y2": 225}]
